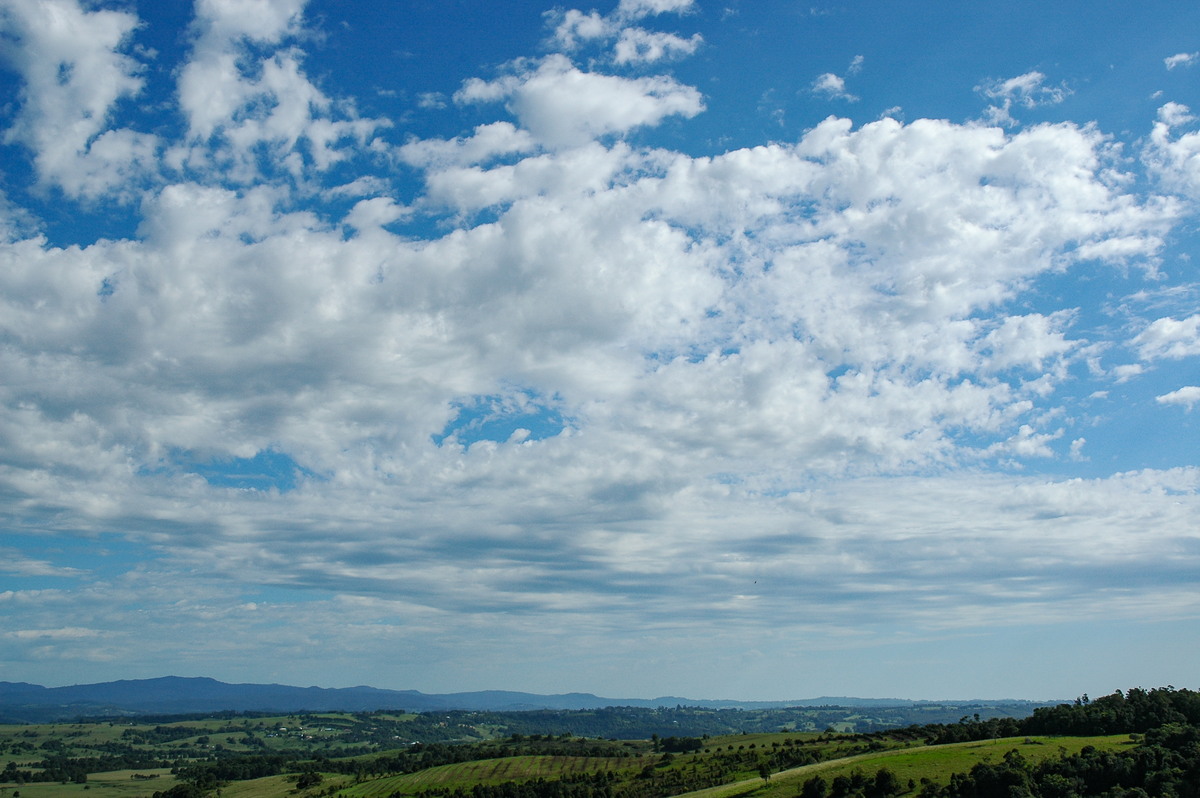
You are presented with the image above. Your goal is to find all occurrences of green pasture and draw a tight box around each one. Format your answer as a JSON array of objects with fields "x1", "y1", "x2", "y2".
[
  {"x1": 0, "y1": 716, "x2": 388, "y2": 760},
  {"x1": 219, "y1": 773, "x2": 355, "y2": 798},
  {"x1": 696, "y1": 732, "x2": 913, "y2": 775},
  {"x1": 673, "y1": 735, "x2": 1135, "y2": 798},
  {"x1": 0, "y1": 769, "x2": 177, "y2": 798},
  {"x1": 698, "y1": 732, "x2": 854, "y2": 758},
  {"x1": 806, "y1": 734, "x2": 1136, "y2": 789},
  {"x1": 342, "y1": 755, "x2": 635, "y2": 798},
  {"x1": 0, "y1": 723, "x2": 128, "y2": 751},
  {"x1": 0, "y1": 714, "x2": 1146, "y2": 798}
]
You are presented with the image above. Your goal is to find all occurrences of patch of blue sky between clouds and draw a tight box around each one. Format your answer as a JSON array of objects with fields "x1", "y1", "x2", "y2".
[
  {"x1": 243, "y1": 585, "x2": 329, "y2": 605},
  {"x1": 0, "y1": 533, "x2": 144, "y2": 591},
  {"x1": 434, "y1": 391, "x2": 569, "y2": 447},
  {"x1": 152, "y1": 448, "x2": 316, "y2": 493}
]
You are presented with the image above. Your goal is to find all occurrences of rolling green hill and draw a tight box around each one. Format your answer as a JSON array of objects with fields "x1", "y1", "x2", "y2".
[{"x1": 2, "y1": 688, "x2": 1199, "y2": 798}]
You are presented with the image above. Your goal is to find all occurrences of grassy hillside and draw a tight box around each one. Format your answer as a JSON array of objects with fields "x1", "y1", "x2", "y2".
[
  {"x1": 674, "y1": 735, "x2": 1135, "y2": 798},
  {"x1": 0, "y1": 768, "x2": 180, "y2": 798},
  {"x1": 0, "y1": 735, "x2": 1139, "y2": 798},
  {"x1": 4, "y1": 689, "x2": 1199, "y2": 798},
  {"x1": 343, "y1": 755, "x2": 633, "y2": 797},
  {"x1": 190, "y1": 733, "x2": 1136, "y2": 798}
]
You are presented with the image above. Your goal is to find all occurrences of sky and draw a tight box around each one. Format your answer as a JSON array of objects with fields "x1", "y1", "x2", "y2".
[{"x1": 0, "y1": 0, "x2": 1199, "y2": 703}]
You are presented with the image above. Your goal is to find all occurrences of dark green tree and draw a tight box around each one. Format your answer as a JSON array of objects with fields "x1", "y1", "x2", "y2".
[{"x1": 800, "y1": 775, "x2": 828, "y2": 798}]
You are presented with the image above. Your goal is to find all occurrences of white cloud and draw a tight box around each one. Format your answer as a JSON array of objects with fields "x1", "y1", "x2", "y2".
[
  {"x1": 552, "y1": 9, "x2": 610, "y2": 49},
  {"x1": 455, "y1": 54, "x2": 704, "y2": 147},
  {"x1": 978, "y1": 70, "x2": 1070, "y2": 126},
  {"x1": 616, "y1": 0, "x2": 695, "y2": 20},
  {"x1": 326, "y1": 176, "x2": 390, "y2": 198},
  {"x1": 551, "y1": 2, "x2": 699, "y2": 64},
  {"x1": 417, "y1": 91, "x2": 447, "y2": 109},
  {"x1": 613, "y1": 28, "x2": 702, "y2": 64},
  {"x1": 0, "y1": 551, "x2": 85, "y2": 578},
  {"x1": 978, "y1": 313, "x2": 1076, "y2": 373},
  {"x1": 991, "y1": 423, "x2": 1063, "y2": 459},
  {"x1": 194, "y1": 0, "x2": 306, "y2": 41},
  {"x1": 5, "y1": 466, "x2": 1199, "y2": 694},
  {"x1": 1157, "y1": 101, "x2": 1195, "y2": 127},
  {"x1": 1111, "y1": 363, "x2": 1145, "y2": 382},
  {"x1": 812, "y1": 57, "x2": 863, "y2": 102},
  {"x1": 171, "y1": 0, "x2": 385, "y2": 181},
  {"x1": 0, "y1": 112, "x2": 1166, "y2": 510},
  {"x1": 982, "y1": 71, "x2": 1070, "y2": 107},
  {"x1": 1133, "y1": 314, "x2": 1200, "y2": 360},
  {"x1": 0, "y1": 0, "x2": 1198, "y2": 697},
  {"x1": 7, "y1": 627, "x2": 102, "y2": 640},
  {"x1": 1145, "y1": 103, "x2": 1200, "y2": 199},
  {"x1": 419, "y1": 141, "x2": 632, "y2": 212},
  {"x1": 398, "y1": 122, "x2": 537, "y2": 169},
  {"x1": 812, "y1": 72, "x2": 855, "y2": 101},
  {"x1": 1165, "y1": 51, "x2": 1200, "y2": 70},
  {"x1": 0, "y1": 0, "x2": 157, "y2": 199},
  {"x1": 343, "y1": 197, "x2": 408, "y2": 231},
  {"x1": 1157, "y1": 386, "x2": 1200, "y2": 409}
]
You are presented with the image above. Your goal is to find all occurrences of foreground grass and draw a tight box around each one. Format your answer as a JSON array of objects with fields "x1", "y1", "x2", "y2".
[
  {"x1": 343, "y1": 755, "x2": 634, "y2": 798},
  {"x1": 218, "y1": 773, "x2": 338, "y2": 798},
  {"x1": 0, "y1": 733, "x2": 1138, "y2": 798},
  {"x1": 213, "y1": 735, "x2": 1134, "y2": 798},
  {"x1": 201, "y1": 757, "x2": 624, "y2": 798},
  {"x1": 672, "y1": 735, "x2": 1135, "y2": 798}
]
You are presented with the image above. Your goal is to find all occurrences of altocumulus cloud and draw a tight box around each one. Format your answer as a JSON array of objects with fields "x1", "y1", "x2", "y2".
[{"x1": 0, "y1": 0, "x2": 1198, "y2": 700}]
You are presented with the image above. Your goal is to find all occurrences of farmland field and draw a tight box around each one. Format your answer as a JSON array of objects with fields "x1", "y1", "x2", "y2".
[
  {"x1": 673, "y1": 734, "x2": 1137, "y2": 798},
  {"x1": 0, "y1": 769, "x2": 179, "y2": 798},
  {"x1": 3, "y1": 692, "x2": 1196, "y2": 798},
  {"x1": 344, "y1": 755, "x2": 635, "y2": 797}
]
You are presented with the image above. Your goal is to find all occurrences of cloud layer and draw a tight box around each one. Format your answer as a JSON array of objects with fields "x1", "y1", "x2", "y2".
[{"x1": 0, "y1": 0, "x2": 1198, "y2": 699}]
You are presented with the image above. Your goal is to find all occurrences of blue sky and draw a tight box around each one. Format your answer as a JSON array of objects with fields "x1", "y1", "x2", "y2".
[{"x1": 1, "y1": 0, "x2": 1199, "y2": 702}]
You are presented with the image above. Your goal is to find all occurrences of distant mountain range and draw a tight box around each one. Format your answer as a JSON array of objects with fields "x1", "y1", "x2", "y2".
[{"x1": 0, "y1": 676, "x2": 1044, "y2": 723}]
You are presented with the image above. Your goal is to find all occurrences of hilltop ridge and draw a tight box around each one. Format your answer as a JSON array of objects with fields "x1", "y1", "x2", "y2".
[{"x1": 0, "y1": 676, "x2": 1048, "y2": 723}]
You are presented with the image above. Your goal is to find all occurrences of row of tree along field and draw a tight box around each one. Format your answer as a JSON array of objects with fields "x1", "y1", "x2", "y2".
[{"x1": 0, "y1": 687, "x2": 1197, "y2": 798}]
